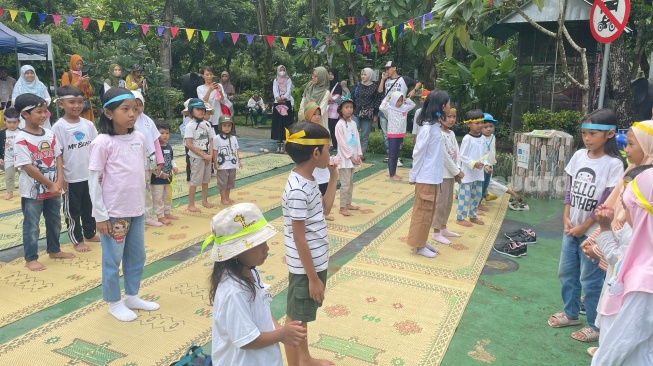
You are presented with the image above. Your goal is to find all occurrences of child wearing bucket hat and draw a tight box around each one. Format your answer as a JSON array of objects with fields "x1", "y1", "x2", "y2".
[
  {"x1": 183, "y1": 98, "x2": 215, "y2": 213},
  {"x1": 207, "y1": 203, "x2": 306, "y2": 365}
]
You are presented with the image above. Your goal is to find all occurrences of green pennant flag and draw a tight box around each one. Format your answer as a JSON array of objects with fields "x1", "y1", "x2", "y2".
[
  {"x1": 390, "y1": 26, "x2": 396, "y2": 41},
  {"x1": 296, "y1": 37, "x2": 305, "y2": 48},
  {"x1": 112, "y1": 21, "x2": 120, "y2": 32},
  {"x1": 24, "y1": 11, "x2": 33, "y2": 23},
  {"x1": 201, "y1": 30, "x2": 210, "y2": 42}
]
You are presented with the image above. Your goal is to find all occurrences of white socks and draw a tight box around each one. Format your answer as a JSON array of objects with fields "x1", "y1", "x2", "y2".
[
  {"x1": 416, "y1": 247, "x2": 437, "y2": 258},
  {"x1": 124, "y1": 295, "x2": 160, "y2": 311},
  {"x1": 425, "y1": 243, "x2": 440, "y2": 254},
  {"x1": 109, "y1": 302, "x2": 137, "y2": 322},
  {"x1": 441, "y1": 229, "x2": 461, "y2": 237},
  {"x1": 108, "y1": 296, "x2": 160, "y2": 322},
  {"x1": 431, "y1": 233, "x2": 451, "y2": 245}
]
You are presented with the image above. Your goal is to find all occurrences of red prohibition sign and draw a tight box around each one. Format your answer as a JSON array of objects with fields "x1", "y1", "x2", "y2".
[{"x1": 589, "y1": 0, "x2": 630, "y2": 43}]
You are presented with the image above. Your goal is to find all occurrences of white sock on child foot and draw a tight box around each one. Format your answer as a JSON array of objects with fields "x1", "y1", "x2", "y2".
[
  {"x1": 425, "y1": 243, "x2": 440, "y2": 253},
  {"x1": 441, "y1": 229, "x2": 461, "y2": 237},
  {"x1": 431, "y1": 233, "x2": 451, "y2": 245},
  {"x1": 108, "y1": 301, "x2": 138, "y2": 322},
  {"x1": 416, "y1": 247, "x2": 437, "y2": 258},
  {"x1": 124, "y1": 295, "x2": 160, "y2": 311}
]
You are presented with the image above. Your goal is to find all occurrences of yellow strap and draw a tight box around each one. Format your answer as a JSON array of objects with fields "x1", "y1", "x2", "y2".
[
  {"x1": 632, "y1": 178, "x2": 653, "y2": 215},
  {"x1": 285, "y1": 128, "x2": 330, "y2": 146},
  {"x1": 469, "y1": 154, "x2": 489, "y2": 168},
  {"x1": 200, "y1": 218, "x2": 268, "y2": 253},
  {"x1": 463, "y1": 117, "x2": 484, "y2": 124},
  {"x1": 633, "y1": 122, "x2": 653, "y2": 137}
]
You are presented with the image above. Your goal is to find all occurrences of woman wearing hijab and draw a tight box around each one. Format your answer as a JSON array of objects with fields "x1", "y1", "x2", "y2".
[
  {"x1": 103, "y1": 64, "x2": 125, "y2": 93},
  {"x1": 299, "y1": 67, "x2": 331, "y2": 130},
  {"x1": 60, "y1": 54, "x2": 94, "y2": 122},
  {"x1": 220, "y1": 71, "x2": 236, "y2": 116},
  {"x1": 352, "y1": 68, "x2": 377, "y2": 160},
  {"x1": 271, "y1": 65, "x2": 294, "y2": 153},
  {"x1": 12, "y1": 65, "x2": 52, "y2": 129},
  {"x1": 326, "y1": 68, "x2": 344, "y2": 149},
  {"x1": 591, "y1": 168, "x2": 653, "y2": 365}
]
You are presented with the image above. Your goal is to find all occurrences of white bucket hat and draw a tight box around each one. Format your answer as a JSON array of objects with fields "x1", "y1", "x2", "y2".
[{"x1": 202, "y1": 203, "x2": 278, "y2": 262}]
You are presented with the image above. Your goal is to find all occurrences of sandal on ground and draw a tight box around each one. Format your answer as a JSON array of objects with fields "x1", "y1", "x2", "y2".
[
  {"x1": 548, "y1": 312, "x2": 581, "y2": 328},
  {"x1": 587, "y1": 347, "x2": 598, "y2": 357},
  {"x1": 572, "y1": 326, "x2": 600, "y2": 343}
]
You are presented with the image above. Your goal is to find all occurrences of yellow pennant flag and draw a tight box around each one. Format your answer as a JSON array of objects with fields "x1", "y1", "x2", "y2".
[
  {"x1": 343, "y1": 41, "x2": 349, "y2": 52},
  {"x1": 9, "y1": 10, "x2": 18, "y2": 21},
  {"x1": 186, "y1": 28, "x2": 195, "y2": 41},
  {"x1": 97, "y1": 19, "x2": 106, "y2": 32},
  {"x1": 281, "y1": 36, "x2": 290, "y2": 48},
  {"x1": 382, "y1": 29, "x2": 387, "y2": 44}
]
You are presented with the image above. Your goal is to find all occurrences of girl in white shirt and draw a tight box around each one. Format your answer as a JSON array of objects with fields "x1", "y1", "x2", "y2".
[
  {"x1": 407, "y1": 91, "x2": 448, "y2": 258},
  {"x1": 335, "y1": 96, "x2": 362, "y2": 217}
]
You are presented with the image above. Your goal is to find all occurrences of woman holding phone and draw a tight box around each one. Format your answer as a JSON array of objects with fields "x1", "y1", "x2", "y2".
[
  {"x1": 197, "y1": 66, "x2": 231, "y2": 135},
  {"x1": 60, "y1": 54, "x2": 95, "y2": 122}
]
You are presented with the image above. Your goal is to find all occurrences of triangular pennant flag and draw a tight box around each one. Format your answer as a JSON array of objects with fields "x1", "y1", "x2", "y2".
[
  {"x1": 0, "y1": 9, "x2": 3, "y2": 17},
  {"x1": 362, "y1": 36, "x2": 368, "y2": 48},
  {"x1": 311, "y1": 38, "x2": 319, "y2": 48},
  {"x1": 420, "y1": 15, "x2": 425, "y2": 30},
  {"x1": 296, "y1": 37, "x2": 305, "y2": 48},
  {"x1": 343, "y1": 41, "x2": 349, "y2": 52},
  {"x1": 38, "y1": 13, "x2": 46, "y2": 24},
  {"x1": 186, "y1": 28, "x2": 195, "y2": 41},
  {"x1": 281, "y1": 36, "x2": 290, "y2": 48},
  {"x1": 425, "y1": 12, "x2": 433, "y2": 22},
  {"x1": 390, "y1": 26, "x2": 396, "y2": 41},
  {"x1": 374, "y1": 32, "x2": 380, "y2": 44},
  {"x1": 201, "y1": 30, "x2": 210, "y2": 42},
  {"x1": 97, "y1": 19, "x2": 106, "y2": 32},
  {"x1": 127, "y1": 22, "x2": 134, "y2": 31},
  {"x1": 231, "y1": 33, "x2": 239, "y2": 44},
  {"x1": 24, "y1": 11, "x2": 33, "y2": 23},
  {"x1": 141, "y1": 24, "x2": 149, "y2": 35},
  {"x1": 216, "y1": 31, "x2": 224, "y2": 42},
  {"x1": 366, "y1": 34, "x2": 372, "y2": 45},
  {"x1": 382, "y1": 29, "x2": 387, "y2": 44},
  {"x1": 66, "y1": 15, "x2": 75, "y2": 26},
  {"x1": 52, "y1": 14, "x2": 61, "y2": 26},
  {"x1": 348, "y1": 40, "x2": 352, "y2": 51},
  {"x1": 398, "y1": 23, "x2": 404, "y2": 38},
  {"x1": 246, "y1": 34, "x2": 255, "y2": 45},
  {"x1": 81, "y1": 17, "x2": 91, "y2": 30},
  {"x1": 9, "y1": 10, "x2": 18, "y2": 22},
  {"x1": 266, "y1": 35, "x2": 275, "y2": 47},
  {"x1": 156, "y1": 26, "x2": 164, "y2": 36},
  {"x1": 111, "y1": 21, "x2": 119, "y2": 32},
  {"x1": 170, "y1": 27, "x2": 179, "y2": 38},
  {"x1": 407, "y1": 19, "x2": 414, "y2": 31}
]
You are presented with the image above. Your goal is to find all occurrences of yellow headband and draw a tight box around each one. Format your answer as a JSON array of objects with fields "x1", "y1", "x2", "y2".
[
  {"x1": 450, "y1": 108, "x2": 456, "y2": 112},
  {"x1": 633, "y1": 122, "x2": 653, "y2": 137},
  {"x1": 632, "y1": 177, "x2": 653, "y2": 215},
  {"x1": 285, "y1": 129, "x2": 330, "y2": 146},
  {"x1": 464, "y1": 117, "x2": 484, "y2": 124}
]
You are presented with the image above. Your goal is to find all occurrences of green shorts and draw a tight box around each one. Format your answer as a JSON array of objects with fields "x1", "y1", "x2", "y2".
[{"x1": 286, "y1": 270, "x2": 328, "y2": 323}]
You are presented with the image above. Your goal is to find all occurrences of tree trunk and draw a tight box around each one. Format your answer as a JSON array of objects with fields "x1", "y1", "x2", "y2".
[
  {"x1": 256, "y1": 0, "x2": 273, "y2": 78},
  {"x1": 607, "y1": 36, "x2": 634, "y2": 128},
  {"x1": 160, "y1": 0, "x2": 173, "y2": 88},
  {"x1": 422, "y1": 52, "x2": 436, "y2": 90}
]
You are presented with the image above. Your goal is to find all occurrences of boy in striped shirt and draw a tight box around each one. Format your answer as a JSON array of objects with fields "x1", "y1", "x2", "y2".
[{"x1": 282, "y1": 121, "x2": 338, "y2": 366}]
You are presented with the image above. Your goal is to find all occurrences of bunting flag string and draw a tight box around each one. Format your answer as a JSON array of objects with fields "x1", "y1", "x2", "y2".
[{"x1": 0, "y1": 7, "x2": 435, "y2": 55}]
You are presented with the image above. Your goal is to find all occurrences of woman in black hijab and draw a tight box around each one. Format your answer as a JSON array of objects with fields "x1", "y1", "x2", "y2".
[{"x1": 326, "y1": 68, "x2": 343, "y2": 150}]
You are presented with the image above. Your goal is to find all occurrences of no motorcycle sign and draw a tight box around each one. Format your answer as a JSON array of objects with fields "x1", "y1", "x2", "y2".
[{"x1": 590, "y1": 0, "x2": 630, "y2": 43}]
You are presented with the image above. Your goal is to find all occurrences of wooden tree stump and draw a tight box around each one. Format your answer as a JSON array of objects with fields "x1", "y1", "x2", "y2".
[{"x1": 511, "y1": 131, "x2": 575, "y2": 199}]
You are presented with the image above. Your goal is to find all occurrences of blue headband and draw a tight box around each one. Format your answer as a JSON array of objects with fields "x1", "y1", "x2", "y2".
[
  {"x1": 102, "y1": 94, "x2": 136, "y2": 109},
  {"x1": 581, "y1": 123, "x2": 616, "y2": 131}
]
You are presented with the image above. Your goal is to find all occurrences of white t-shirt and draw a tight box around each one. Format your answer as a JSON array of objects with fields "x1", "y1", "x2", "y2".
[
  {"x1": 565, "y1": 149, "x2": 624, "y2": 235},
  {"x1": 184, "y1": 120, "x2": 215, "y2": 159},
  {"x1": 484, "y1": 134, "x2": 496, "y2": 166},
  {"x1": 14, "y1": 128, "x2": 61, "y2": 199},
  {"x1": 197, "y1": 84, "x2": 231, "y2": 125},
  {"x1": 412, "y1": 108, "x2": 422, "y2": 136},
  {"x1": 51, "y1": 117, "x2": 98, "y2": 183},
  {"x1": 335, "y1": 119, "x2": 361, "y2": 169},
  {"x1": 134, "y1": 113, "x2": 160, "y2": 158},
  {"x1": 383, "y1": 76, "x2": 417, "y2": 98},
  {"x1": 458, "y1": 133, "x2": 487, "y2": 184},
  {"x1": 441, "y1": 129, "x2": 461, "y2": 179},
  {"x1": 3, "y1": 128, "x2": 21, "y2": 167},
  {"x1": 211, "y1": 269, "x2": 282, "y2": 366},
  {"x1": 282, "y1": 170, "x2": 329, "y2": 274},
  {"x1": 409, "y1": 122, "x2": 443, "y2": 184},
  {"x1": 213, "y1": 135, "x2": 239, "y2": 170},
  {"x1": 313, "y1": 167, "x2": 330, "y2": 185}
]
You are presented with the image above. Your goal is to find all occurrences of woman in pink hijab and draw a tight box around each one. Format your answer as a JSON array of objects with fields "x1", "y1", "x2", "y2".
[{"x1": 591, "y1": 167, "x2": 653, "y2": 365}]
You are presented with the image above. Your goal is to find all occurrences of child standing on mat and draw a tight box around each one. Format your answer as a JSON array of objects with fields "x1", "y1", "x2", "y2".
[
  {"x1": 150, "y1": 122, "x2": 179, "y2": 226},
  {"x1": 0, "y1": 107, "x2": 20, "y2": 200},
  {"x1": 14, "y1": 93, "x2": 75, "y2": 271},
  {"x1": 479, "y1": 113, "x2": 498, "y2": 212},
  {"x1": 282, "y1": 121, "x2": 337, "y2": 366},
  {"x1": 335, "y1": 95, "x2": 362, "y2": 217},
  {"x1": 51, "y1": 85, "x2": 100, "y2": 253},
  {"x1": 379, "y1": 91, "x2": 415, "y2": 181},
  {"x1": 184, "y1": 98, "x2": 215, "y2": 213},
  {"x1": 89, "y1": 88, "x2": 160, "y2": 321},
  {"x1": 455, "y1": 109, "x2": 489, "y2": 227},
  {"x1": 213, "y1": 115, "x2": 241, "y2": 206},
  {"x1": 432, "y1": 106, "x2": 463, "y2": 244},
  {"x1": 547, "y1": 108, "x2": 625, "y2": 343},
  {"x1": 207, "y1": 203, "x2": 306, "y2": 365},
  {"x1": 407, "y1": 90, "x2": 448, "y2": 258}
]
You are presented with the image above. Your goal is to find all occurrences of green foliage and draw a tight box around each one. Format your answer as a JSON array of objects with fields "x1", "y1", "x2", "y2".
[
  {"x1": 232, "y1": 90, "x2": 255, "y2": 117},
  {"x1": 494, "y1": 152, "x2": 513, "y2": 179},
  {"x1": 521, "y1": 110, "x2": 581, "y2": 136},
  {"x1": 365, "y1": 130, "x2": 415, "y2": 159}
]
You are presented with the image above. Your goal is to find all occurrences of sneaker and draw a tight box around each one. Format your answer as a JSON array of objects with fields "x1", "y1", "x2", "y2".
[
  {"x1": 505, "y1": 228, "x2": 537, "y2": 244},
  {"x1": 580, "y1": 296, "x2": 586, "y2": 315},
  {"x1": 383, "y1": 157, "x2": 389, "y2": 163},
  {"x1": 493, "y1": 241, "x2": 524, "y2": 258},
  {"x1": 397, "y1": 158, "x2": 403, "y2": 167},
  {"x1": 508, "y1": 201, "x2": 530, "y2": 211}
]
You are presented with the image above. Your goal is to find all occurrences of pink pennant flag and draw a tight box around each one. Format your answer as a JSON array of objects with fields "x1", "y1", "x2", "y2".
[
  {"x1": 141, "y1": 24, "x2": 149, "y2": 35},
  {"x1": 231, "y1": 33, "x2": 240, "y2": 45},
  {"x1": 266, "y1": 35, "x2": 275, "y2": 47},
  {"x1": 170, "y1": 27, "x2": 179, "y2": 38},
  {"x1": 374, "y1": 31, "x2": 380, "y2": 44},
  {"x1": 52, "y1": 14, "x2": 61, "y2": 26},
  {"x1": 0, "y1": 9, "x2": 3, "y2": 17},
  {"x1": 81, "y1": 17, "x2": 91, "y2": 30},
  {"x1": 407, "y1": 19, "x2": 415, "y2": 31}
]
